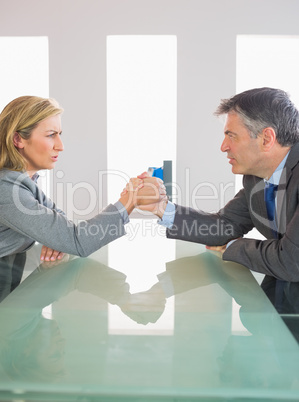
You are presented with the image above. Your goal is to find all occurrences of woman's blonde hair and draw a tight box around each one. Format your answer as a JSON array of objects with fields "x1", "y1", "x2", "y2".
[{"x1": 0, "y1": 96, "x2": 64, "y2": 171}]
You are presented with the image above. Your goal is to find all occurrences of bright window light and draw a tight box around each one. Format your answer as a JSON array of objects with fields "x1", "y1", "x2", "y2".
[
  {"x1": 107, "y1": 36, "x2": 177, "y2": 335},
  {"x1": 107, "y1": 35, "x2": 177, "y2": 202},
  {"x1": 236, "y1": 35, "x2": 299, "y2": 194},
  {"x1": 108, "y1": 223, "x2": 175, "y2": 336},
  {"x1": 0, "y1": 36, "x2": 49, "y2": 110},
  {"x1": 0, "y1": 36, "x2": 49, "y2": 194}
]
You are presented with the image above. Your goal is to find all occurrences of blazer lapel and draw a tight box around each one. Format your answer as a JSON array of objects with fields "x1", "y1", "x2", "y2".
[
  {"x1": 249, "y1": 176, "x2": 273, "y2": 238},
  {"x1": 276, "y1": 167, "x2": 288, "y2": 235},
  {"x1": 276, "y1": 143, "x2": 299, "y2": 235}
]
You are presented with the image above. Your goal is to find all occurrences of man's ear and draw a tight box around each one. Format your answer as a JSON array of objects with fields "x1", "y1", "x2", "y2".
[
  {"x1": 13, "y1": 132, "x2": 25, "y2": 149},
  {"x1": 262, "y1": 127, "x2": 276, "y2": 151}
]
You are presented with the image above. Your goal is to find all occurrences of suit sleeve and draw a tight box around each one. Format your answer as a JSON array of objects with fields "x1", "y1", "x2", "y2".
[
  {"x1": 166, "y1": 188, "x2": 254, "y2": 246},
  {"x1": 0, "y1": 172, "x2": 126, "y2": 257},
  {"x1": 223, "y1": 203, "x2": 299, "y2": 281}
]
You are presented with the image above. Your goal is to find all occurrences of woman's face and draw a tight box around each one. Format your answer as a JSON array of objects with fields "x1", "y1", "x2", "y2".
[{"x1": 17, "y1": 114, "x2": 64, "y2": 176}]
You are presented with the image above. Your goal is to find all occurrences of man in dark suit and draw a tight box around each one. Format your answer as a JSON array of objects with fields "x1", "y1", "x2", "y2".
[{"x1": 136, "y1": 87, "x2": 299, "y2": 313}]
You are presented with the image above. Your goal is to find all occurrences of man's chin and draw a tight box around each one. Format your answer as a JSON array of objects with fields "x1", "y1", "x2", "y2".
[{"x1": 231, "y1": 166, "x2": 242, "y2": 175}]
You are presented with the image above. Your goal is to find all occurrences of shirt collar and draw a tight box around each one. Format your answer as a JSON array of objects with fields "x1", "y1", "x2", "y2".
[
  {"x1": 31, "y1": 173, "x2": 40, "y2": 183},
  {"x1": 264, "y1": 151, "x2": 290, "y2": 186}
]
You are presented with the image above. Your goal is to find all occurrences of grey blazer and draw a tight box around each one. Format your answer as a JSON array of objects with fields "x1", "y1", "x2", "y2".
[
  {"x1": 0, "y1": 170, "x2": 126, "y2": 258},
  {"x1": 167, "y1": 143, "x2": 299, "y2": 282}
]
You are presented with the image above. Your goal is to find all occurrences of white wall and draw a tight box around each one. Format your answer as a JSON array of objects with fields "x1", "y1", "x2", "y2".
[{"x1": 0, "y1": 0, "x2": 298, "y2": 218}]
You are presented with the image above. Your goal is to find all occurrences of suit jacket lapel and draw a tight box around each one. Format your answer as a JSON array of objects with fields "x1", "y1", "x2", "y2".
[
  {"x1": 276, "y1": 143, "x2": 299, "y2": 235},
  {"x1": 276, "y1": 167, "x2": 288, "y2": 235},
  {"x1": 249, "y1": 175, "x2": 273, "y2": 238}
]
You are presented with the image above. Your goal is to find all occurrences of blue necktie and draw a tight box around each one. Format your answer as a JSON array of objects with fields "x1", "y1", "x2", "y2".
[
  {"x1": 264, "y1": 182, "x2": 285, "y2": 312},
  {"x1": 264, "y1": 182, "x2": 278, "y2": 235}
]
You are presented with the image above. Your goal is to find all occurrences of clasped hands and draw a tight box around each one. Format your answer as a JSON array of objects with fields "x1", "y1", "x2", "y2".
[
  {"x1": 119, "y1": 172, "x2": 168, "y2": 217},
  {"x1": 40, "y1": 172, "x2": 167, "y2": 264}
]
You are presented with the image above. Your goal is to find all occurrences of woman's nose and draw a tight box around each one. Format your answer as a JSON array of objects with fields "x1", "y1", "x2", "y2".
[{"x1": 55, "y1": 135, "x2": 64, "y2": 151}]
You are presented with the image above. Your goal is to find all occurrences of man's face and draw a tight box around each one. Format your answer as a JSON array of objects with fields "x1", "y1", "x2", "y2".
[{"x1": 220, "y1": 112, "x2": 264, "y2": 177}]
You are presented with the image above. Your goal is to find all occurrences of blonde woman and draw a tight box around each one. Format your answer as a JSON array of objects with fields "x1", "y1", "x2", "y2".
[{"x1": 0, "y1": 96, "x2": 165, "y2": 299}]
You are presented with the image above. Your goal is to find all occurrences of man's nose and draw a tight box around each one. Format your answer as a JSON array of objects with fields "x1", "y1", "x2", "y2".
[{"x1": 220, "y1": 136, "x2": 229, "y2": 153}]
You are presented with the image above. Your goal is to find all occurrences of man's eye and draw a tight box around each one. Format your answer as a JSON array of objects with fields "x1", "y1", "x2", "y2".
[{"x1": 47, "y1": 133, "x2": 55, "y2": 138}]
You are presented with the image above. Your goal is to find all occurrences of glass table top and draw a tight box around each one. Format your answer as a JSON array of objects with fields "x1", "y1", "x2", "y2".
[{"x1": 0, "y1": 242, "x2": 298, "y2": 401}]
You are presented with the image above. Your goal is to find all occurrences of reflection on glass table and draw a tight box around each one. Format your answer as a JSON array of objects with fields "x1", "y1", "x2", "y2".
[{"x1": 0, "y1": 248, "x2": 298, "y2": 401}]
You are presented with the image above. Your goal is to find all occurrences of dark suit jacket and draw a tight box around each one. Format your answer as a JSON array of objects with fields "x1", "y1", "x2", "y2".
[{"x1": 167, "y1": 143, "x2": 299, "y2": 282}]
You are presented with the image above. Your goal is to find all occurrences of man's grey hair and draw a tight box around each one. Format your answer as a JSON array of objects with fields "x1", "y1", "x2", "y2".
[{"x1": 215, "y1": 87, "x2": 299, "y2": 146}]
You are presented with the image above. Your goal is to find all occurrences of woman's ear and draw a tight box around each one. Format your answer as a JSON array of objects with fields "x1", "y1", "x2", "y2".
[{"x1": 13, "y1": 132, "x2": 25, "y2": 149}]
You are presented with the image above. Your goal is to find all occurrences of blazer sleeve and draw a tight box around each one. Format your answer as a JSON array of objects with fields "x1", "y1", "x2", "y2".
[
  {"x1": 166, "y1": 188, "x2": 255, "y2": 246},
  {"x1": 223, "y1": 203, "x2": 299, "y2": 281},
  {"x1": 0, "y1": 171, "x2": 126, "y2": 257}
]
